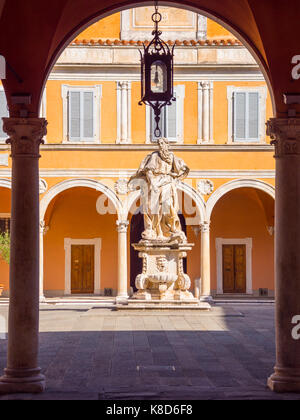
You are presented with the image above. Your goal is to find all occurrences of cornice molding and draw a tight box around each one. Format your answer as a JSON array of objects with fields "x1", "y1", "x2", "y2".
[
  {"x1": 32, "y1": 143, "x2": 273, "y2": 152},
  {"x1": 0, "y1": 169, "x2": 275, "y2": 179}
]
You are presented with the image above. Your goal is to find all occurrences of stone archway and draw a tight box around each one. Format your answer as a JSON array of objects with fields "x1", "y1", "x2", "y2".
[
  {"x1": 40, "y1": 178, "x2": 122, "y2": 222},
  {"x1": 39, "y1": 179, "x2": 123, "y2": 298},
  {"x1": 208, "y1": 183, "x2": 275, "y2": 297},
  {"x1": 206, "y1": 179, "x2": 275, "y2": 222},
  {"x1": 1, "y1": 0, "x2": 300, "y2": 396}
]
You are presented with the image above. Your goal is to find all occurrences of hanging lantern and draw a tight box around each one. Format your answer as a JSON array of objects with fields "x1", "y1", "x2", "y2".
[{"x1": 139, "y1": 1, "x2": 176, "y2": 138}]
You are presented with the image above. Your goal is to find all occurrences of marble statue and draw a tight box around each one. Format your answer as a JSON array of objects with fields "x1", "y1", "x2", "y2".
[
  {"x1": 129, "y1": 137, "x2": 189, "y2": 244},
  {"x1": 127, "y1": 137, "x2": 203, "y2": 305}
]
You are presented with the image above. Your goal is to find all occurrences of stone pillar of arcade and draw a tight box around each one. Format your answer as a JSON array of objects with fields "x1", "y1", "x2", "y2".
[
  {"x1": 116, "y1": 220, "x2": 129, "y2": 300},
  {"x1": 267, "y1": 118, "x2": 300, "y2": 392},
  {"x1": 0, "y1": 117, "x2": 47, "y2": 394}
]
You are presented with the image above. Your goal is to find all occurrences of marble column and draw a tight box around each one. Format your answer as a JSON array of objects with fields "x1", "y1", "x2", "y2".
[
  {"x1": 200, "y1": 221, "x2": 212, "y2": 301},
  {"x1": 116, "y1": 220, "x2": 129, "y2": 300},
  {"x1": 267, "y1": 118, "x2": 300, "y2": 393},
  {"x1": 0, "y1": 117, "x2": 47, "y2": 394},
  {"x1": 39, "y1": 221, "x2": 47, "y2": 302}
]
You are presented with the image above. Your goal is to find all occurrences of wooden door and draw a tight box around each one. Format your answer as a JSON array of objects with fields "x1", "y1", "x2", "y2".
[
  {"x1": 71, "y1": 245, "x2": 94, "y2": 294},
  {"x1": 222, "y1": 244, "x2": 246, "y2": 293}
]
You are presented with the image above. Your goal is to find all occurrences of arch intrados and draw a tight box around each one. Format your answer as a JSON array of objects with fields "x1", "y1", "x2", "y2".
[
  {"x1": 40, "y1": 179, "x2": 122, "y2": 221},
  {"x1": 39, "y1": 0, "x2": 275, "y2": 114},
  {"x1": 206, "y1": 179, "x2": 275, "y2": 222},
  {"x1": 0, "y1": 179, "x2": 11, "y2": 190}
]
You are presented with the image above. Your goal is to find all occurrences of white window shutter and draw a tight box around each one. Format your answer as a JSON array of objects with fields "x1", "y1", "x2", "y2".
[
  {"x1": 150, "y1": 107, "x2": 165, "y2": 141},
  {"x1": 248, "y1": 92, "x2": 259, "y2": 140},
  {"x1": 167, "y1": 95, "x2": 177, "y2": 140},
  {"x1": 0, "y1": 91, "x2": 8, "y2": 138},
  {"x1": 83, "y1": 91, "x2": 94, "y2": 139},
  {"x1": 234, "y1": 92, "x2": 246, "y2": 141},
  {"x1": 69, "y1": 91, "x2": 81, "y2": 140}
]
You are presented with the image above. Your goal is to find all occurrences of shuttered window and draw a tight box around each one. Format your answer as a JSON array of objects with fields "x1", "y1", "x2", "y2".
[
  {"x1": 0, "y1": 91, "x2": 9, "y2": 139},
  {"x1": 233, "y1": 91, "x2": 259, "y2": 142},
  {"x1": 68, "y1": 89, "x2": 95, "y2": 141},
  {"x1": 150, "y1": 93, "x2": 178, "y2": 142}
]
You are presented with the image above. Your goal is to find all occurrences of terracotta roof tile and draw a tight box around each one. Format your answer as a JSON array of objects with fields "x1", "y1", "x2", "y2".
[{"x1": 71, "y1": 37, "x2": 242, "y2": 47}]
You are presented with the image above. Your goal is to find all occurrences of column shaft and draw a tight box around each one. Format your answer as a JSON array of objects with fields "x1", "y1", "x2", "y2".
[
  {"x1": 117, "y1": 220, "x2": 129, "y2": 299},
  {"x1": 267, "y1": 118, "x2": 300, "y2": 393},
  {"x1": 39, "y1": 221, "x2": 46, "y2": 302},
  {"x1": 0, "y1": 118, "x2": 47, "y2": 394},
  {"x1": 200, "y1": 222, "x2": 212, "y2": 301}
]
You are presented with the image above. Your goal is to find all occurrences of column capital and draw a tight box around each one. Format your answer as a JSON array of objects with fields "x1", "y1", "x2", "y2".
[
  {"x1": 116, "y1": 220, "x2": 129, "y2": 233},
  {"x1": 199, "y1": 81, "x2": 210, "y2": 90},
  {"x1": 267, "y1": 118, "x2": 300, "y2": 158},
  {"x1": 118, "y1": 81, "x2": 129, "y2": 89},
  {"x1": 200, "y1": 221, "x2": 210, "y2": 233},
  {"x1": 39, "y1": 220, "x2": 49, "y2": 235},
  {"x1": 3, "y1": 117, "x2": 47, "y2": 158}
]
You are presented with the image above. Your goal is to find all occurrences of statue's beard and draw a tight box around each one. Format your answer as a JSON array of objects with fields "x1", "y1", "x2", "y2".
[{"x1": 159, "y1": 147, "x2": 172, "y2": 165}]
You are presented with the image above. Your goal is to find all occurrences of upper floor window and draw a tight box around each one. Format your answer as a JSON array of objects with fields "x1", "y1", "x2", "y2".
[
  {"x1": 147, "y1": 85, "x2": 185, "y2": 143},
  {"x1": 61, "y1": 85, "x2": 102, "y2": 143},
  {"x1": 227, "y1": 86, "x2": 267, "y2": 144},
  {"x1": 0, "y1": 89, "x2": 8, "y2": 141}
]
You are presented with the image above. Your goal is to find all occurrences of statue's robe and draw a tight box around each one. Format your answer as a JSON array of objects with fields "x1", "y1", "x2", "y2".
[{"x1": 129, "y1": 151, "x2": 189, "y2": 240}]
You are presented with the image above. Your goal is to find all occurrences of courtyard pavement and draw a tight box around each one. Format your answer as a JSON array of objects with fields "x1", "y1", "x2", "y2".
[{"x1": 0, "y1": 302, "x2": 300, "y2": 400}]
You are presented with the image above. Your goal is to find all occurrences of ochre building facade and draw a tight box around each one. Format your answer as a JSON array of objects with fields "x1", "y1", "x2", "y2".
[{"x1": 0, "y1": 7, "x2": 275, "y2": 300}]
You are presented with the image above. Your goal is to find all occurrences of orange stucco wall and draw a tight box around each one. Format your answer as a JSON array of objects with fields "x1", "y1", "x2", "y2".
[
  {"x1": 45, "y1": 79, "x2": 273, "y2": 146},
  {"x1": 207, "y1": 20, "x2": 233, "y2": 39},
  {"x1": 44, "y1": 188, "x2": 118, "y2": 294},
  {"x1": 76, "y1": 13, "x2": 121, "y2": 40},
  {"x1": 0, "y1": 8, "x2": 276, "y2": 297}
]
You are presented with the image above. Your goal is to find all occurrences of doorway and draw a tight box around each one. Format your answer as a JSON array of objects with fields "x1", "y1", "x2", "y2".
[
  {"x1": 71, "y1": 245, "x2": 95, "y2": 294},
  {"x1": 222, "y1": 244, "x2": 246, "y2": 293},
  {"x1": 64, "y1": 238, "x2": 101, "y2": 295}
]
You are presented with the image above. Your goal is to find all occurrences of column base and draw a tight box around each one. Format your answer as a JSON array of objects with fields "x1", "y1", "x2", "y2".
[
  {"x1": 268, "y1": 367, "x2": 300, "y2": 393},
  {"x1": 200, "y1": 295, "x2": 213, "y2": 303},
  {"x1": 0, "y1": 368, "x2": 45, "y2": 394},
  {"x1": 115, "y1": 294, "x2": 128, "y2": 304}
]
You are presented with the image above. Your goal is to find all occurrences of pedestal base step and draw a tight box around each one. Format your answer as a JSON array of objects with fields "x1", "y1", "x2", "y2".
[{"x1": 116, "y1": 299, "x2": 211, "y2": 311}]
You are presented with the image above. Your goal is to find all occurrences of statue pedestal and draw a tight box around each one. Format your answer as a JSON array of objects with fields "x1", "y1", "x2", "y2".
[{"x1": 126, "y1": 241, "x2": 209, "y2": 309}]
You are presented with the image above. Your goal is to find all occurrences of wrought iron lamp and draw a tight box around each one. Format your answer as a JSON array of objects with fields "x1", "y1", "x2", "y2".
[{"x1": 139, "y1": 1, "x2": 176, "y2": 137}]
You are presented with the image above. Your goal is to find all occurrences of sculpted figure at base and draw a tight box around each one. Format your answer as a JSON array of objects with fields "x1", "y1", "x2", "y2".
[{"x1": 129, "y1": 137, "x2": 189, "y2": 244}]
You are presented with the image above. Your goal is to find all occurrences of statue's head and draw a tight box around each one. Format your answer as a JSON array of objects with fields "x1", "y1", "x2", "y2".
[{"x1": 158, "y1": 137, "x2": 169, "y2": 151}]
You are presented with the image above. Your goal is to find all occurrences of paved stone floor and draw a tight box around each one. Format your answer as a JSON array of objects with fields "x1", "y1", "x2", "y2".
[{"x1": 0, "y1": 302, "x2": 300, "y2": 400}]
